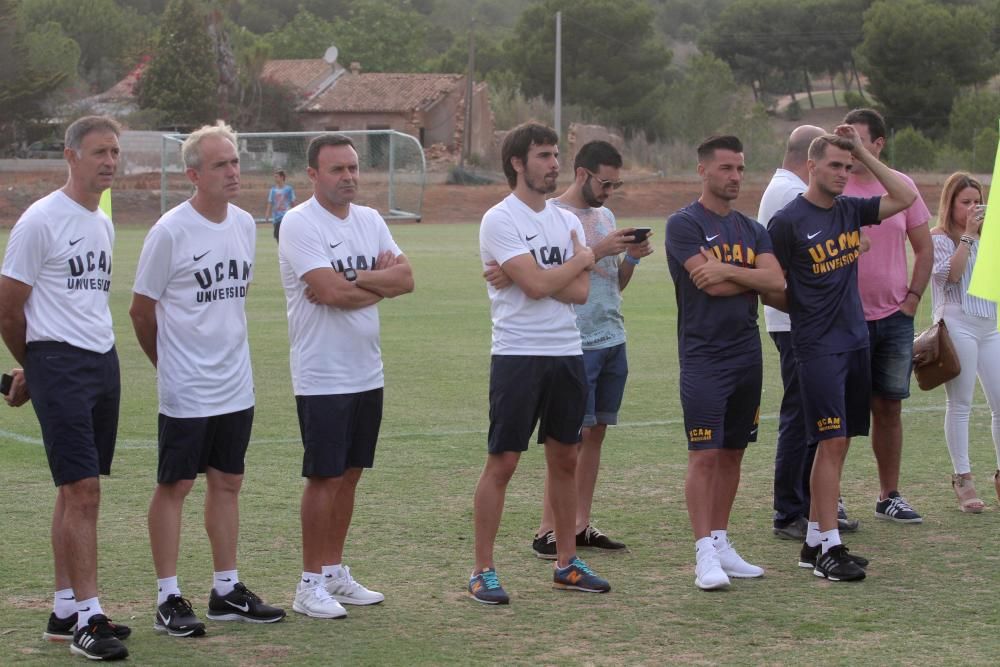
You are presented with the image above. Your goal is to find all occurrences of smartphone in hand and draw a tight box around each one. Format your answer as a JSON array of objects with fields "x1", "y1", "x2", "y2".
[
  {"x1": 628, "y1": 227, "x2": 652, "y2": 244},
  {"x1": 0, "y1": 373, "x2": 12, "y2": 396}
]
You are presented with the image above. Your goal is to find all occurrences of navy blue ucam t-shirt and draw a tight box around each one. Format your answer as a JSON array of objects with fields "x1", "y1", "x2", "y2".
[
  {"x1": 666, "y1": 200, "x2": 773, "y2": 370},
  {"x1": 767, "y1": 194, "x2": 881, "y2": 359}
]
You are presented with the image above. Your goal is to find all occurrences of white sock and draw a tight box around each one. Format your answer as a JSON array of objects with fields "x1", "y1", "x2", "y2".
[
  {"x1": 806, "y1": 522, "x2": 821, "y2": 547},
  {"x1": 695, "y1": 536, "x2": 714, "y2": 559},
  {"x1": 157, "y1": 576, "x2": 180, "y2": 605},
  {"x1": 819, "y1": 528, "x2": 842, "y2": 554},
  {"x1": 213, "y1": 570, "x2": 238, "y2": 596},
  {"x1": 710, "y1": 529, "x2": 728, "y2": 549},
  {"x1": 75, "y1": 597, "x2": 104, "y2": 630},
  {"x1": 322, "y1": 563, "x2": 346, "y2": 580},
  {"x1": 53, "y1": 588, "x2": 76, "y2": 619},
  {"x1": 301, "y1": 571, "x2": 322, "y2": 587}
]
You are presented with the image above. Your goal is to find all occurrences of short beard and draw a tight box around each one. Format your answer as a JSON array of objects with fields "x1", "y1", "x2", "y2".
[
  {"x1": 581, "y1": 177, "x2": 603, "y2": 208},
  {"x1": 525, "y1": 172, "x2": 557, "y2": 195}
]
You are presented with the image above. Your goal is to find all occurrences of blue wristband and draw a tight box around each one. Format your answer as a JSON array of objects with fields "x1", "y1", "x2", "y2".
[{"x1": 624, "y1": 254, "x2": 640, "y2": 266}]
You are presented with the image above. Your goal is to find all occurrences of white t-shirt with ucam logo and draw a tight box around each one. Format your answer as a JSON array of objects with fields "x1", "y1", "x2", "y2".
[
  {"x1": 133, "y1": 201, "x2": 256, "y2": 418},
  {"x1": 278, "y1": 197, "x2": 402, "y2": 396},
  {"x1": 480, "y1": 193, "x2": 585, "y2": 356},
  {"x1": 1, "y1": 190, "x2": 115, "y2": 353}
]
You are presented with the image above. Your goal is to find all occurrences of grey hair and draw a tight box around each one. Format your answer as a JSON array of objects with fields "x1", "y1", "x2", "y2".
[
  {"x1": 182, "y1": 121, "x2": 238, "y2": 170},
  {"x1": 64, "y1": 116, "x2": 121, "y2": 152}
]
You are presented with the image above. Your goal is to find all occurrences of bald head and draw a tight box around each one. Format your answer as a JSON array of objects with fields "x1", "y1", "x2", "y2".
[{"x1": 784, "y1": 125, "x2": 826, "y2": 172}]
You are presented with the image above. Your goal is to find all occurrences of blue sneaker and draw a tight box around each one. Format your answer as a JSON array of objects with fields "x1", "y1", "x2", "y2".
[
  {"x1": 553, "y1": 556, "x2": 611, "y2": 593},
  {"x1": 468, "y1": 568, "x2": 509, "y2": 605}
]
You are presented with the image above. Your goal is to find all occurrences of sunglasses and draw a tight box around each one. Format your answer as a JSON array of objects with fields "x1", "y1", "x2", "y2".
[{"x1": 586, "y1": 170, "x2": 624, "y2": 191}]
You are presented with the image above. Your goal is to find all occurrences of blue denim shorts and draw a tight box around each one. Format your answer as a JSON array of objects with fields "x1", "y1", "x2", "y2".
[
  {"x1": 867, "y1": 310, "x2": 914, "y2": 400},
  {"x1": 582, "y1": 343, "x2": 629, "y2": 427}
]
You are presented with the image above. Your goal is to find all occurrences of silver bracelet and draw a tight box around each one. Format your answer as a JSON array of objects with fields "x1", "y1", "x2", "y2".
[{"x1": 960, "y1": 235, "x2": 975, "y2": 246}]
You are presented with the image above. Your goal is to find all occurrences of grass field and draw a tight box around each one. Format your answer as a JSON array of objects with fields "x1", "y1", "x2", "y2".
[{"x1": 2, "y1": 222, "x2": 999, "y2": 666}]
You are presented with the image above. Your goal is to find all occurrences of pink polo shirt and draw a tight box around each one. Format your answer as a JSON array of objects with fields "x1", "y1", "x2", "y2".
[{"x1": 845, "y1": 171, "x2": 930, "y2": 321}]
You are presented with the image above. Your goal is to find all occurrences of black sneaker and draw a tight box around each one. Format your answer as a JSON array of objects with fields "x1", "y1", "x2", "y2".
[
  {"x1": 875, "y1": 491, "x2": 923, "y2": 523},
  {"x1": 576, "y1": 524, "x2": 627, "y2": 551},
  {"x1": 813, "y1": 545, "x2": 867, "y2": 582},
  {"x1": 154, "y1": 594, "x2": 206, "y2": 637},
  {"x1": 70, "y1": 614, "x2": 129, "y2": 661},
  {"x1": 44, "y1": 612, "x2": 131, "y2": 642},
  {"x1": 532, "y1": 530, "x2": 557, "y2": 560},
  {"x1": 773, "y1": 516, "x2": 808, "y2": 541},
  {"x1": 798, "y1": 542, "x2": 869, "y2": 569},
  {"x1": 206, "y1": 583, "x2": 286, "y2": 623},
  {"x1": 838, "y1": 497, "x2": 860, "y2": 532}
]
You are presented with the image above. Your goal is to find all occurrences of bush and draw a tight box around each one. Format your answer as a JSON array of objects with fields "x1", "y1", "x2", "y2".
[
  {"x1": 784, "y1": 99, "x2": 803, "y2": 121},
  {"x1": 843, "y1": 91, "x2": 867, "y2": 111},
  {"x1": 889, "y1": 126, "x2": 936, "y2": 172},
  {"x1": 971, "y1": 127, "x2": 998, "y2": 174}
]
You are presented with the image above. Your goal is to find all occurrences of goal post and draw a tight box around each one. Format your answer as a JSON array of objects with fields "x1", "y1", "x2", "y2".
[{"x1": 160, "y1": 130, "x2": 426, "y2": 222}]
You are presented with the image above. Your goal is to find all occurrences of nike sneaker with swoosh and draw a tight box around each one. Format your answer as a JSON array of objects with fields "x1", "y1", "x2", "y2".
[
  {"x1": 206, "y1": 582, "x2": 286, "y2": 623},
  {"x1": 154, "y1": 594, "x2": 206, "y2": 637}
]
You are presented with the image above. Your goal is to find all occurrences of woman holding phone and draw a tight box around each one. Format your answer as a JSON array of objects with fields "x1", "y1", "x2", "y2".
[{"x1": 930, "y1": 172, "x2": 1000, "y2": 511}]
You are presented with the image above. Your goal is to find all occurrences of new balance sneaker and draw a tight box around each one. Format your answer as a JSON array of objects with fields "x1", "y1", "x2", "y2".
[
  {"x1": 553, "y1": 556, "x2": 611, "y2": 593},
  {"x1": 798, "y1": 542, "x2": 869, "y2": 569},
  {"x1": 532, "y1": 530, "x2": 557, "y2": 560},
  {"x1": 875, "y1": 491, "x2": 924, "y2": 523},
  {"x1": 695, "y1": 549, "x2": 730, "y2": 590},
  {"x1": 838, "y1": 497, "x2": 860, "y2": 532},
  {"x1": 153, "y1": 594, "x2": 206, "y2": 637},
  {"x1": 292, "y1": 580, "x2": 347, "y2": 619},
  {"x1": 576, "y1": 524, "x2": 627, "y2": 552},
  {"x1": 813, "y1": 544, "x2": 866, "y2": 581},
  {"x1": 206, "y1": 582, "x2": 286, "y2": 623},
  {"x1": 70, "y1": 614, "x2": 129, "y2": 661},
  {"x1": 715, "y1": 540, "x2": 764, "y2": 578},
  {"x1": 324, "y1": 566, "x2": 385, "y2": 606},
  {"x1": 772, "y1": 516, "x2": 808, "y2": 541},
  {"x1": 468, "y1": 568, "x2": 509, "y2": 605},
  {"x1": 44, "y1": 613, "x2": 131, "y2": 642}
]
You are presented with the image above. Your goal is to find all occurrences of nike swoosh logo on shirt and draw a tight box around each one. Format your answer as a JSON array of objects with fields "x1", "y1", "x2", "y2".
[
  {"x1": 226, "y1": 600, "x2": 250, "y2": 612},
  {"x1": 705, "y1": 234, "x2": 720, "y2": 242},
  {"x1": 807, "y1": 231, "x2": 822, "y2": 240},
  {"x1": 526, "y1": 234, "x2": 538, "y2": 241},
  {"x1": 194, "y1": 251, "x2": 210, "y2": 261},
  {"x1": 330, "y1": 242, "x2": 343, "y2": 249},
  {"x1": 69, "y1": 237, "x2": 84, "y2": 246}
]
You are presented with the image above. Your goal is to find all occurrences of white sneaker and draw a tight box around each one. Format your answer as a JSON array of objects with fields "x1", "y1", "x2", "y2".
[
  {"x1": 695, "y1": 550, "x2": 730, "y2": 590},
  {"x1": 324, "y1": 566, "x2": 385, "y2": 606},
  {"x1": 293, "y1": 580, "x2": 347, "y2": 619},
  {"x1": 716, "y1": 540, "x2": 765, "y2": 578}
]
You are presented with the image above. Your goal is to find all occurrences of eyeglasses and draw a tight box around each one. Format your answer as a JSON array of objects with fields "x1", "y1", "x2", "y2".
[{"x1": 586, "y1": 170, "x2": 624, "y2": 191}]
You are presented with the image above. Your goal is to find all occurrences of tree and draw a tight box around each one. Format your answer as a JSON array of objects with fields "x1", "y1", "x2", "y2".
[
  {"x1": 136, "y1": 0, "x2": 218, "y2": 128},
  {"x1": 948, "y1": 91, "x2": 1000, "y2": 150},
  {"x1": 506, "y1": 0, "x2": 673, "y2": 138},
  {"x1": 662, "y1": 54, "x2": 741, "y2": 144},
  {"x1": 329, "y1": 0, "x2": 433, "y2": 72},
  {"x1": 888, "y1": 126, "x2": 936, "y2": 172},
  {"x1": 857, "y1": 0, "x2": 996, "y2": 134},
  {"x1": 264, "y1": 9, "x2": 338, "y2": 59}
]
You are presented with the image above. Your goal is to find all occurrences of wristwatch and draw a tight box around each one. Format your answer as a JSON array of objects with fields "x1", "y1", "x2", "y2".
[{"x1": 343, "y1": 268, "x2": 358, "y2": 282}]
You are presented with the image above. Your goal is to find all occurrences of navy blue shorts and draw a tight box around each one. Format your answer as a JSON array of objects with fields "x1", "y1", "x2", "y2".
[
  {"x1": 798, "y1": 348, "x2": 871, "y2": 443},
  {"x1": 24, "y1": 342, "x2": 120, "y2": 487},
  {"x1": 488, "y1": 355, "x2": 586, "y2": 454},
  {"x1": 582, "y1": 343, "x2": 629, "y2": 427},
  {"x1": 297, "y1": 389, "x2": 383, "y2": 478},
  {"x1": 867, "y1": 310, "x2": 914, "y2": 400},
  {"x1": 156, "y1": 407, "x2": 254, "y2": 483},
  {"x1": 680, "y1": 363, "x2": 761, "y2": 450}
]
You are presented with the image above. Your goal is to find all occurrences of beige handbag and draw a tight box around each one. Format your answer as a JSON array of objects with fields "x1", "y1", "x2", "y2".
[{"x1": 912, "y1": 319, "x2": 961, "y2": 390}]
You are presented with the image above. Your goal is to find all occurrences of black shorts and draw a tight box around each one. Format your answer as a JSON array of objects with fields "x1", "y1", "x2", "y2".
[
  {"x1": 680, "y1": 363, "x2": 762, "y2": 451},
  {"x1": 297, "y1": 389, "x2": 383, "y2": 478},
  {"x1": 156, "y1": 407, "x2": 254, "y2": 483},
  {"x1": 487, "y1": 355, "x2": 586, "y2": 454},
  {"x1": 798, "y1": 348, "x2": 871, "y2": 443},
  {"x1": 24, "y1": 342, "x2": 120, "y2": 487}
]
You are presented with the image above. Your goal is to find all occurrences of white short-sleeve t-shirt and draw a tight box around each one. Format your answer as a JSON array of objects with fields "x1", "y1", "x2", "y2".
[
  {"x1": 278, "y1": 197, "x2": 402, "y2": 396},
  {"x1": 133, "y1": 201, "x2": 256, "y2": 418},
  {"x1": 479, "y1": 194, "x2": 584, "y2": 356},
  {"x1": 1, "y1": 190, "x2": 115, "y2": 353}
]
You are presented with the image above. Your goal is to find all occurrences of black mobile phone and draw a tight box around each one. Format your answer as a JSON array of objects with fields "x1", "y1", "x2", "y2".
[
  {"x1": 0, "y1": 373, "x2": 12, "y2": 396},
  {"x1": 629, "y1": 227, "x2": 651, "y2": 244}
]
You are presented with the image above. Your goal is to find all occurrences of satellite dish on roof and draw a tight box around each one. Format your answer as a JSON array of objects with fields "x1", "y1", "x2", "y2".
[{"x1": 323, "y1": 45, "x2": 339, "y2": 65}]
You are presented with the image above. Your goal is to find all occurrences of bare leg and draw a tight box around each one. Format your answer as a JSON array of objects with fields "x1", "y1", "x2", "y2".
[
  {"x1": 301, "y1": 476, "x2": 343, "y2": 573},
  {"x1": 686, "y1": 449, "x2": 720, "y2": 540},
  {"x1": 575, "y1": 425, "x2": 606, "y2": 532},
  {"x1": 323, "y1": 468, "x2": 363, "y2": 565},
  {"x1": 711, "y1": 449, "x2": 745, "y2": 530},
  {"x1": 472, "y1": 451, "x2": 519, "y2": 571},
  {"x1": 148, "y1": 478, "x2": 195, "y2": 578},
  {"x1": 871, "y1": 397, "x2": 902, "y2": 498},
  {"x1": 810, "y1": 437, "x2": 851, "y2": 531},
  {"x1": 52, "y1": 492, "x2": 72, "y2": 592},
  {"x1": 544, "y1": 439, "x2": 579, "y2": 568},
  {"x1": 204, "y1": 468, "x2": 242, "y2": 572},
  {"x1": 58, "y1": 477, "x2": 101, "y2": 601}
]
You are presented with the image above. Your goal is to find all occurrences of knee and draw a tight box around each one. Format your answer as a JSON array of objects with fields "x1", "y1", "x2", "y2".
[
  {"x1": 206, "y1": 471, "x2": 243, "y2": 497},
  {"x1": 60, "y1": 477, "x2": 101, "y2": 514},
  {"x1": 159, "y1": 478, "x2": 196, "y2": 499},
  {"x1": 483, "y1": 454, "x2": 519, "y2": 486},
  {"x1": 872, "y1": 398, "x2": 901, "y2": 420}
]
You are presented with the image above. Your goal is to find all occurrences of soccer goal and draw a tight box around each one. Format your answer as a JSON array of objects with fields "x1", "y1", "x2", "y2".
[{"x1": 160, "y1": 130, "x2": 426, "y2": 222}]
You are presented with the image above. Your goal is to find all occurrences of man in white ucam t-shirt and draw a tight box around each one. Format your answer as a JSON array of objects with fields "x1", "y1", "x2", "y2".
[
  {"x1": 278, "y1": 134, "x2": 413, "y2": 620},
  {"x1": 0, "y1": 116, "x2": 130, "y2": 660},
  {"x1": 469, "y1": 122, "x2": 610, "y2": 606},
  {"x1": 130, "y1": 123, "x2": 285, "y2": 638}
]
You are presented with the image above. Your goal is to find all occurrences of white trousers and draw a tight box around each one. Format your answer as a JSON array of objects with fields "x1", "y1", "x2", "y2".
[{"x1": 941, "y1": 303, "x2": 1000, "y2": 474}]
